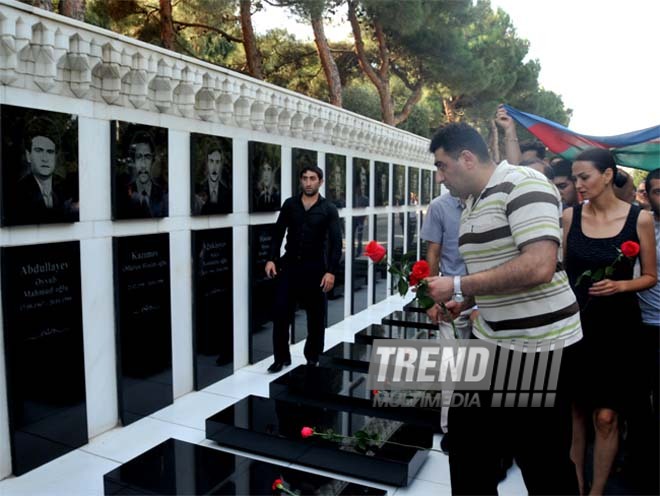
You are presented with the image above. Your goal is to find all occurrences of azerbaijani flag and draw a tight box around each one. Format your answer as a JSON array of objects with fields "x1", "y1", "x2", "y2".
[{"x1": 503, "y1": 104, "x2": 660, "y2": 171}]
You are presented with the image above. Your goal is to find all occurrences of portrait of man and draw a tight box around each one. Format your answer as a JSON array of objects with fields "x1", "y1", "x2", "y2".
[
  {"x1": 374, "y1": 161, "x2": 389, "y2": 207},
  {"x1": 291, "y1": 148, "x2": 318, "y2": 196},
  {"x1": 191, "y1": 133, "x2": 232, "y2": 215},
  {"x1": 249, "y1": 141, "x2": 281, "y2": 213},
  {"x1": 353, "y1": 158, "x2": 370, "y2": 208},
  {"x1": 112, "y1": 122, "x2": 168, "y2": 220},
  {"x1": 1, "y1": 105, "x2": 79, "y2": 226},
  {"x1": 421, "y1": 169, "x2": 432, "y2": 205},
  {"x1": 393, "y1": 164, "x2": 405, "y2": 206},
  {"x1": 325, "y1": 153, "x2": 346, "y2": 209},
  {"x1": 408, "y1": 167, "x2": 420, "y2": 206}
]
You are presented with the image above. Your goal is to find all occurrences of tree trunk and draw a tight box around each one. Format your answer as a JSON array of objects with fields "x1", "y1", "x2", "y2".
[
  {"x1": 239, "y1": 0, "x2": 263, "y2": 79},
  {"x1": 58, "y1": 0, "x2": 85, "y2": 21},
  {"x1": 20, "y1": 0, "x2": 53, "y2": 10},
  {"x1": 310, "y1": 15, "x2": 342, "y2": 107},
  {"x1": 159, "y1": 0, "x2": 176, "y2": 50},
  {"x1": 394, "y1": 81, "x2": 423, "y2": 125},
  {"x1": 489, "y1": 119, "x2": 500, "y2": 162}
]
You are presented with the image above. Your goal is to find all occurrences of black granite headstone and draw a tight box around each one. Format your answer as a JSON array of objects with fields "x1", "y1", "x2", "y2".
[
  {"x1": 114, "y1": 234, "x2": 172, "y2": 425},
  {"x1": 249, "y1": 224, "x2": 278, "y2": 363},
  {"x1": 407, "y1": 167, "x2": 419, "y2": 206},
  {"x1": 421, "y1": 169, "x2": 432, "y2": 205},
  {"x1": 191, "y1": 228, "x2": 233, "y2": 390},
  {"x1": 270, "y1": 365, "x2": 442, "y2": 431},
  {"x1": 326, "y1": 154, "x2": 346, "y2": 209},
  {"x1": 103, "y1": 438, "x2": 386, "y2": 495},
  {"x1": 1, "y1": 241, "x2": 87, "y2": 475},
  {"x1": 249, "y1": 141, "x2": 281, "y2": 212},
  {"x1": 391, "y1": 213, "x2": 404, "y2": 295},
  {"x1": 206, "y1": 395, "x2": 431, "y2": 486},
  {"x1": 373, "y1": 214, "x2": 388, "y2": 303},
  {"x1": 190, "y1": 133, "x2": 232, "y2": 216},
  {"x1": 354, "y1": 324, "x2": 430, "y2": 345},
  {"x1": 326, "y1": 218, "x2": 346, "y2": 327},
  {"x1": 393, "y1": 164, "x2": 405, "y2": 207},
  {"x1": 374, "y1": 161, "x2": 389, "y2": 207},
  {"x1": 352, "y1": 216, "x2": 368, "y2": 315}
]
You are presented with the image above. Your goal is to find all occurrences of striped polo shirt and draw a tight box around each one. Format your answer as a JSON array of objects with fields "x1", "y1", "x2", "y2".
[{"x1": 459, "y1": 161, "x2": 582, "y2": 352}]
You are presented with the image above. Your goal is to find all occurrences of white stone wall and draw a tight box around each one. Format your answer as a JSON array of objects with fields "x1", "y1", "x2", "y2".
[{"x1": 0, "y1": 0, "x2": 434, "y2": 479}]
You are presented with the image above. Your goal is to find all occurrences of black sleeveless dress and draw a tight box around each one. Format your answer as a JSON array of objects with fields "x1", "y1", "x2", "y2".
[{"x1": 565, "y1": 203, "x2": 642, "y2": 411}]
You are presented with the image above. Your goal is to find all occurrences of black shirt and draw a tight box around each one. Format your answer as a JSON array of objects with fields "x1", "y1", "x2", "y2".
[{"x1": 268, "y1": 194, "x2": 342, "y2": 274}]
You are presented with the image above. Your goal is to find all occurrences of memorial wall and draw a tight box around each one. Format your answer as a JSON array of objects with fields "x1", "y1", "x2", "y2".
[{"x1": 0, "y1": 0, "x2": 433, "y2": 478}]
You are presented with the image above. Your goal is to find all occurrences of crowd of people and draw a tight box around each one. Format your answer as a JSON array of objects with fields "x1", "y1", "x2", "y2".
[{"x1": 423, "y1": 106, "x2": 658, "y2": 495}]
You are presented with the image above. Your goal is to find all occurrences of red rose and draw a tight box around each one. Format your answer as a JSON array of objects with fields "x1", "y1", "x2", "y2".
[
  {"x1": 301, "y1": 426, "x2": 314, "y2": 438},
  {"x1": 364, "y1": 240, "x2": 386, "y2": 263},
  {"x1": 409, "y1": 260, "x2": 430, "y2": 286},
  {"x1": 621, "y1": 241, "x2": 640, "y2": 258},
  {"x1": 272, "y1": 479, "x2": 283, "y2": 491}
]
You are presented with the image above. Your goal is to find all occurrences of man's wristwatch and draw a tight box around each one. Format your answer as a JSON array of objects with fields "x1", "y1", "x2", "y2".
[{"x1": 453, "y1": 275, "x2": 464, "y2": 303}]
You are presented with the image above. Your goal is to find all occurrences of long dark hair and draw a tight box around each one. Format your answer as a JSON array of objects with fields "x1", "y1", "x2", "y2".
[{"x1": 574, "y1": 148, "x2": 627, "y2": 187}]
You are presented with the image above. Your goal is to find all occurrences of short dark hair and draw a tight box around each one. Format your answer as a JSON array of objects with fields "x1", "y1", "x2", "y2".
[
  {"x1": 551, "y1": 158, "x2": 573, "y2": 178},
  {"x1": 574, "y1": 148, "x2": 627, "y2": 187},
  {"x1": 300, "y1": 164, "x2": 323, "y2": 181},
  {"x1": 25, "y1": 116, "x2": 59, "y2": 150},
  {"x1": 428, "y1": 122, "x2": 490, "y2": 162},
  {"x1": 520, "y1": 140, "x2": 546, "y2": 159},
  {"x1": 645, "y1": 168, "x2": 660, "y2": 193},
  {"x1": 129, "y1": 130, "x2": 155, "y2": 156},
  {"x1": 520, "y1": 159, "x2": 554, "y2": 180}
]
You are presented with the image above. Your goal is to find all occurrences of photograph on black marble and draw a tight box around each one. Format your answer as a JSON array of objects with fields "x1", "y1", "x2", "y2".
[
  {"x1": 393, "y1": 164, "x2": 405, "y2": 206},
  {"x1": 291, "y1": 148, "x2": 317, "y2": 196},
  {"x1": 325, "y1": 153, "x2": 346, "y2": 209},
  {"x1": 407, "y1": 167, "x2": 419, "y2": 206},
  {"x1": 249, "y1": 224, "x2": 279, "y2": 363},
  {"x1": 421, "y1": 169, "x2": 431, "y2": 204},
  {"x1": 373, "y1": 214, "x2": 389, "y2": 303},
  {"x1": 326, "y1": 218, "x2": 345, "y2": 327},
  {"x1": 391, "y1": 212, "x2": 404, "y2": 294},
  {"x1": 249, "y1": 141, "x2": 281, "y2": 212},
  {"x1": 0, "y1": 105, "x2": 79, "y2": 226},
  {"x1": 352, "y1": 216, "x2": 368, "y2": 315},
  {"x1": 433, "y1": 176, "x2": 442, "y2": 198},
  {"x1": 114, "y1": 234, "x2": 172, "y2": 425},
  {"x1": 192, "y1": 228, "x2": 233, "y2": 390},
  {"x1": 190, "y1": 133, "x2": 232, "y2": 216},
  {"x1": 111, "y1": 121, "x2": 168, "y2": 220},
  {"x1": 353, "y1": 158, "x2": 370, "y2": 208},
  {"x1": 374, "y1": 161, "x2": 389, "y2": 206},
  {"x1": 1, "y1": 241, "x2": 87, "y2": 475}
]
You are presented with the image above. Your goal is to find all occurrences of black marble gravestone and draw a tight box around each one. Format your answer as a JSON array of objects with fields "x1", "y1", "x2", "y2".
[
  {"x1": 206, "y1": 395, "x2": 431, "y2": 486},
  {"x1": 1, "y1": 241, "x2": 87, "y2": 475},
  {"x1": 270, "y1": 365, "x2": 441, "y2": 431},
  {"x1": 354, "y1": 324, "x2": 430, "y2": 345},
  {"x1": 373, "y1": 214, "x2": 388, "y2": 303},
  {"x1": 191, "y1": 228, "x2": 233, "y2": 390},
  {"x1": 374, "y1": 161, "x2": 389, "y2": 207},
  {"x1": 0, "y1": 105, "x2": 80, "y2": 226},
  {"x1": 114, "y1": 234, "x2": 172, "y2": 425},
  {"x1": 249, "y1": 224, "x2": 278, "y2": 363},
  {"x1": 190, "y1": 133, "x2": 232, "y2": 216},
  {"x1": 381, "y1": 310, "x2": 437, "y2": 330},
  {"x1": 291, "y1": 148, "x2": 317, "y2": 196},
  {"x1": 103, "y1": 438, "x2": 385, "y2": 495},
  {"x1": 352, "y1": 216, "x2": 369, "y2": 314},
  {"x1": 407, "y1": 168, "x2": 419, "y2": 206}
]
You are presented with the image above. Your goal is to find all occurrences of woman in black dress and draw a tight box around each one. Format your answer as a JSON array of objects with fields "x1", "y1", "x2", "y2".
[{"x1": 562, "y1": 148, "x2": 656, "y2": 494}]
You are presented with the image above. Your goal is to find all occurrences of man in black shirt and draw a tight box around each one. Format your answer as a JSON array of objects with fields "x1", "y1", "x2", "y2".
[{"x1": 265, "y1": 164, "x2": 342, "y2": 373}]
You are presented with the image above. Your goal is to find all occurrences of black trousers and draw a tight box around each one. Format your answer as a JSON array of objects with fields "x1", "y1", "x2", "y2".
[
  {"x1": 272, "y1": 264, "x2": 326, "y2": 363},
  {"x1": 448, "y1": 346, "x2": 578, "y2": 495}
]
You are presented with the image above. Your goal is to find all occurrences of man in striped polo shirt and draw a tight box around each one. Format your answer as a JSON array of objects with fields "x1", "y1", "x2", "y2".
[{"x1": 426, "y1": 122, "x2": 581, "y2": 495}]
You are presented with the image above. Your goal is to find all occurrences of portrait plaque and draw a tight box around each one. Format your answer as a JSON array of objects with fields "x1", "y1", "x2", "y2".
[
  {"x1": 373, "y1": 214, "x2": 389, "y2": 303},
  {"x1": 407, "y1": 167, "x2": 419, "y2": 206},
  {"x1": 353, "y1": 158, "x2": 370, "y2": 208},
  {"x1": 0, "y1": 105, "x2": 79, "y2": 226},
  {"x1": 421, "y1": 169, "x2": 432, "y2": 205},
  {"x1": 291, "y1": 148, "x2": 317, "y2": 196},
  {"x1": 111, "y1": 121, "x2": 169, "y2": 220},
  {"x1": 393, "y1": 164, "x2": 405, "y2": 207},
  {"x1": 1, "y1": 241, "x2": 87, "y2": 475},
  {"x1": 114, "y1": 234, "x2": 172, "y2": 425},
  {"x1": 192, "y1": 228, "x2": 233, "y2": 389},
  {"x1": 190, "y1": 133, "x2": 232, "y2": 215},
  {"x1": 249, "y1": 141, "x2": 281, "y2": 212},
  {"x1": 374, "y1": 161, "x2": 389, "y2": 207},
  {"x1": 325, "y1": 153, "x2": 346, "y2": 209}
]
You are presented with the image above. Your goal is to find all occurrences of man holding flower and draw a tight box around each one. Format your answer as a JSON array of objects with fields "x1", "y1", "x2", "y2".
[{"x1": 426, "y1": 122, "x2": 582, "y2": 495}]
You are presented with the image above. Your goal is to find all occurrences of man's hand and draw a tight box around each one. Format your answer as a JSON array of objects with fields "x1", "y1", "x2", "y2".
[
  {"x1": 320, "y1": 272, "x2": 335, "y2": 292},
  {"x1": 265, "y1": 261, "x2": 278, "y2": 279},
  {"x1": 495, "y1": 105, "x2": 515, "y2": 131},
  {"x1": 426, "y1": 275, "x2": 454, "y2": 304}
]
